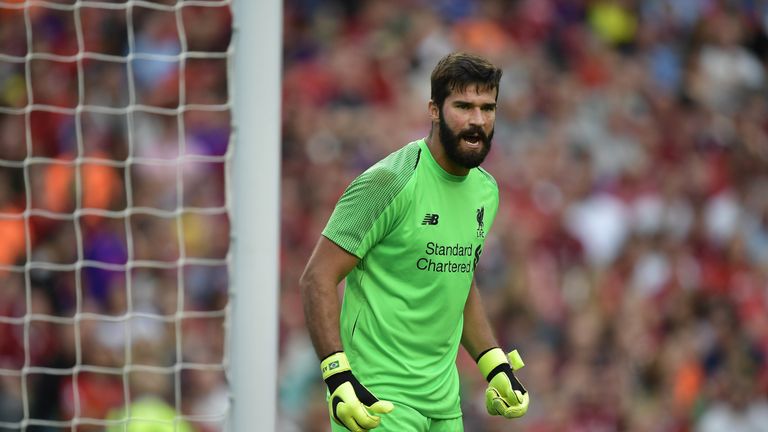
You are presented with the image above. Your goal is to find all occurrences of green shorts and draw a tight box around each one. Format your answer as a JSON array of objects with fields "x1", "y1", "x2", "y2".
[{"x1": 329, "y1": 402, "x2": 463, "y2": 432}]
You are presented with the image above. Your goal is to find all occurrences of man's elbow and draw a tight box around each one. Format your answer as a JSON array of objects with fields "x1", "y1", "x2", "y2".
[
  {"x1": 298, "y1": 267, "x2": 314, "y2": 297},
  {"x1": 299, "y1": 264, "x2": 327, "y2": 300}
]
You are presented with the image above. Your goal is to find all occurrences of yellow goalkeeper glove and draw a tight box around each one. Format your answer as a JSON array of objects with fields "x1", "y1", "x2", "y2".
[
  {"x1": 321, "y1": 352, "x2": 394, "y2": 432},
  {"x1": 477, "y1": 347, "x2": 529, "y2": 419}
]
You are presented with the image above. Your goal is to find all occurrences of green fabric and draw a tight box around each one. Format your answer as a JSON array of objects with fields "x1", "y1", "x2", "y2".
[
  {"x1": 329, "y1": 402, "x2": 464, "y2": 432},
  {"x1": 323, "y1": 139, "x2": 499, "y2": 418}
]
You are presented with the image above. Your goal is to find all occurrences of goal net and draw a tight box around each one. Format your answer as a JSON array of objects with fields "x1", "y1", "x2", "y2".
[{"x1": 0, "y1": 1, "x2": 234, "y2": 430}]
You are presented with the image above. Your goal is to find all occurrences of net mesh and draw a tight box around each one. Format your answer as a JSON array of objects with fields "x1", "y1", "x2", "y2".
[{"x1": 0, "y1": 1, "x2": 232, "y2": 430}]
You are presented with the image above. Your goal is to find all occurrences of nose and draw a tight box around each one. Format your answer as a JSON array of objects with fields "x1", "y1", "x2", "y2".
[{"x1": 468, "y1": 107, "x2": 485, "y2": 126}]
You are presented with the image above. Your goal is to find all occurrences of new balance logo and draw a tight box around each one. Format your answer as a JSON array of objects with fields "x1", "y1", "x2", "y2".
[{"x1": 422, "y1": 213, "x2": 440, "y2": 225}]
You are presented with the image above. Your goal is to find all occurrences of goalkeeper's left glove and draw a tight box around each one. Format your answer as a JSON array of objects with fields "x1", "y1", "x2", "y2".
[{"x1": 477, "y1": 347, "x2": 529, "y2": 419}]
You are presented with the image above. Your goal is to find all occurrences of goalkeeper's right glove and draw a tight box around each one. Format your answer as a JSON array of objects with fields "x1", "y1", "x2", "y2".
[{"x1": 321, "y1": 351, "x2": 394, "y2": 432}]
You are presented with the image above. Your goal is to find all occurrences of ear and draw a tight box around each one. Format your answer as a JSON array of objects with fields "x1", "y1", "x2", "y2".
[{"x1": 428, "y1": 100, "x2": 439, "y2": 123}]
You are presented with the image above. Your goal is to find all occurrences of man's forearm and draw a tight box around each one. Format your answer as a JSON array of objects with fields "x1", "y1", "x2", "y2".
[
  {"x1": 461, "y1": 281, "x2": 499, "y2": 360},
  {"x1": 300, "y1": 272, "x2": 344, "y2": 359},
  {"x1": 299, "y1": 236, "x2": 360, "y2": 359}
]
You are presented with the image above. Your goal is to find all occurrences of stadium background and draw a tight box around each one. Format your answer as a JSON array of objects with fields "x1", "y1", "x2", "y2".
[{"x1": 2, "y1": 0, "x2": 768, "y2": 431}]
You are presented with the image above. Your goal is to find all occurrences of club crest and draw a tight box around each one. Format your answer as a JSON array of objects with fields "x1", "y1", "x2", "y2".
[{"x1": 476, "y1": 207, "x2": 485, "y2": 238}]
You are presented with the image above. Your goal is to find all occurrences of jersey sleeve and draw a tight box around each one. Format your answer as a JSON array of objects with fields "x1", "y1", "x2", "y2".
[
  {"x1": 479, "y1": 167, "x2": 500, "y2": 236},
  {"x1": 322, "y1": 162, "x2": 413, "y2": 259}
]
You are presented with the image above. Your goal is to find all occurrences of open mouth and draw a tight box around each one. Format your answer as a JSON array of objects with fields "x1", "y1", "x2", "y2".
[{"x1": 461, "y1": 134, "x2": 482, "y2": 147}]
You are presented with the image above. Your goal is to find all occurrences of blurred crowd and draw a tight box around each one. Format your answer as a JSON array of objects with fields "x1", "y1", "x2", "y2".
[
  {"x1": 1, "y1": 0, "x2": 767, "y2": 431},
  {"x1": 280, "y1": 0, "x2": 768, "y2": 431},
  {"x1": 0, "y1": 2, "x2": 232, "y2": 431}
]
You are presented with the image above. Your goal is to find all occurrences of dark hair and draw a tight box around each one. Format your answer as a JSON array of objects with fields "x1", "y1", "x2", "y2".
[{"x1": 430, "y1": 52, "x2": 502, "y2": 109}]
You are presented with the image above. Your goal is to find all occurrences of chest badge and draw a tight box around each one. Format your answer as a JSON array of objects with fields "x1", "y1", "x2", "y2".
[
  {"x1": 422, "y1": 213, "x2": 440, "y2": 225},
  {"x1": 476, "y1": 207, "x2": 485, "y2": 238}
]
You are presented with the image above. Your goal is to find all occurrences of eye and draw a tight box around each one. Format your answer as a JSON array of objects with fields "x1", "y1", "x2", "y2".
[{"x1": 482, "y1": 105, "x2": 496, "y2": 112}]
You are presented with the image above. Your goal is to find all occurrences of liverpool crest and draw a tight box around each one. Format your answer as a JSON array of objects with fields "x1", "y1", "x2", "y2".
[{"x1": 476, "y1": 207, "x2": 485, "y2": 238}]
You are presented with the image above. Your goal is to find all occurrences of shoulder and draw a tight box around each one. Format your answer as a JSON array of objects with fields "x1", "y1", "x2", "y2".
[
  {"x1": 474, "y1": 166, "x2": 498, "y2": 190},
  {"x1": 324, "y1": 142, "x2": 420, "y2": 253},
  {"x1": 353, "y1": 141, "x2": 421, "y2": 191}
]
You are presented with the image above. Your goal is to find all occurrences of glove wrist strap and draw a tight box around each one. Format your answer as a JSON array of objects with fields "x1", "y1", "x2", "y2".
[
  {"x1": 321, "y1": 351, "x2": 351, "y2": 380},
  {"x1": 478, "y1": 348, "x2": 526, "y2": 381},
  {"x1": 477, "y1": 347, "x2": 507, "y2": 380},
  {"x1": 508, "y1": 349, "x2": 525, "y2": 370}
]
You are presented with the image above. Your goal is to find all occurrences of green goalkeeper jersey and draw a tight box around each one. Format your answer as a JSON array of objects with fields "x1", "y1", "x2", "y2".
[{"x1": 322, "y1": 138, "x2": 499, "y2": 418}]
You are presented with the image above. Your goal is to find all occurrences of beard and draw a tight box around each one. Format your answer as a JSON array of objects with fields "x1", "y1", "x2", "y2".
[{"x1": 438, "y1": 114, "x2": 493, "y2": 170}]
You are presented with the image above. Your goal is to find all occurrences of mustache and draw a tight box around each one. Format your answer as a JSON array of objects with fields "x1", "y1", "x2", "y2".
[{"x1": 459, "y1": 127, "x2": 489, "y2": 142}]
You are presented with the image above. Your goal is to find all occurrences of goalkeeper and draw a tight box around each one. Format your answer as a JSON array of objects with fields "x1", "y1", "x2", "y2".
[{"x1": 300, "y1": 52, "x2": 528, "y2": 432}]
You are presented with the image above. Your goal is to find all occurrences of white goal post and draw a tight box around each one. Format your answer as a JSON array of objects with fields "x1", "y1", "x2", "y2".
[
  {"x1": 0, "y1": 0, "x2": 280, "y2": 430},
  {"x1": 230, "y1": 0, "x2": 281, "y2": 431}
]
